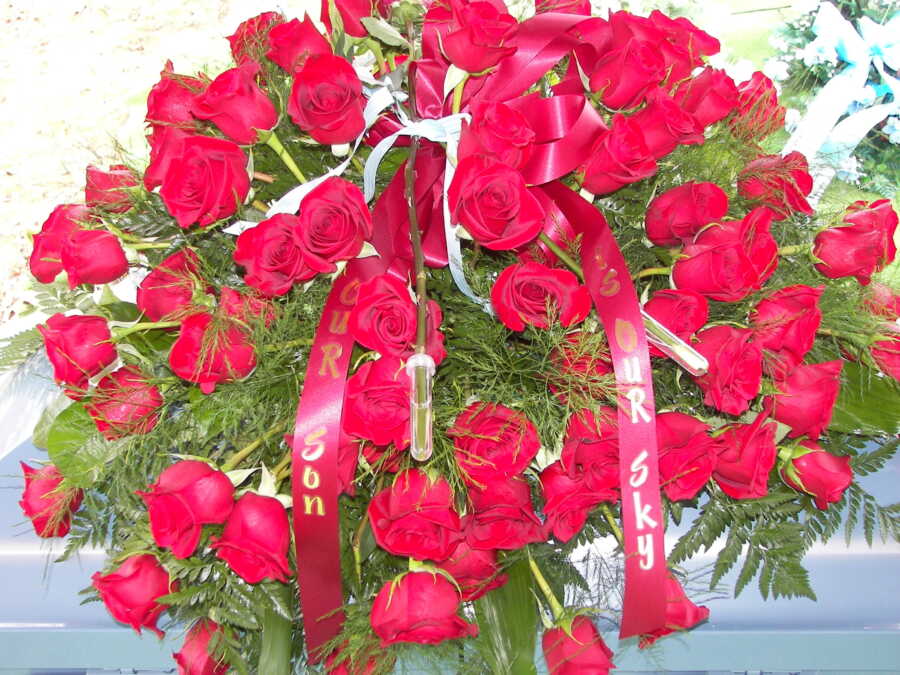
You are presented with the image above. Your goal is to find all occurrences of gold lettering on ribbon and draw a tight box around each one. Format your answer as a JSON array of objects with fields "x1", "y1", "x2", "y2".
[
  {"x1": 329, "y1": 310, "x2": 350, "y2": 335},
  {"x1": 318, "y1": 343, "x2": 343, "y2": 379},
  {"x1": 303, "y1": 495, "x2": 325, "y2": 516},
  {"x1": 302, "y1": 466, "x2": 321, "y2": 490},
  {"x1": 301, "y1": 427, "x2": 327, "y2": 461},
  {"x1": 614, "y1": 319, "x2": 638, "y2": 353},
  {"x1": 339, "y1": 279, "x2": 361, "y2": 306}
]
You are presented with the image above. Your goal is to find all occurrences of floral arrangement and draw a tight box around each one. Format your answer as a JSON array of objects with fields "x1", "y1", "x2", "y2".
[{"x1": 10, "y1": 1, "x2": 900, "y2": 674}]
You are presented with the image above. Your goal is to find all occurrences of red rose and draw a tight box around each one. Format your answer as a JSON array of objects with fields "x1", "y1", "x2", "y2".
[
  {"x1": 691, "y1": 326, "x2": 763, "y2": 416},
  {"x1": 656, "y1": 412, "x2": 716, "y2": 501},
  {"x1": 643, "y1": 289, "x2": 708, "y2": 358},
  {"x1": 19, "y1": 462, "x2": 83, "y2": 538},
  {"x1": 781, "y1": 440, "x2": 853, "y2": 510},
  {"x1": 540, "y1": 461, "x2": 607, "y2": 542},
  {"x1": 580, "y1": 114, "x2": 658, "y2": 195},
  {"x1": 210, "y1": 493, "x2": 292, "y2": 583},
  {"x1": 144, "y1": 126, "x2": 193, "y2": 191},
  {"x1": 370, "y1": 572, "x2": 478, "y2": 647},
  {"x1": 266, "y1": 17, "x2": 331, "y2": 72},
  {"x1": 227, "y1": 11, "x2": 284, "y2": 65},
  {"x1": 160, "y1": 136, "x2": 250, "y2": 228},
  {"x1": 85, "y1": 366, "x2": 163, "y2": 440},
  {"x1": 137, "y1": 249, "x2": 205, "y2": 321},
  {"x1": 648, "y1": 10, "x2": 719, "y2": 78},
  {"x1": 543, "y1": 615, "x2": 614, "y2": 674},
  {"x1": 449, "y1": 157, "x2": 544, "y2": 251},
  {"x1": 674, "y1": 67, "x2": 739, "y2": 128},
  {"x1": 813, "y1": 199, "x2": 898, "y2": 285},
  {"x1": 92, "y1": 554, "x2": 174, "y2": 637},
  {"x1": 535, "y1": 0, "x2": 591, "y2": 13},
  {"x1": 491, "y1": 261, "x2": 591, "y2": 331},
  {"x1": 629, "y1": 88, "x2": 703, "y2": 159},
  {"x1": 192, "y1": 62, "x2": 277, "y2": 145},
  {"x1": 295, "y1": 177, "x2": 374, "y2": 273},
  {"x1": 145, "y1": 61, "x2": 208, "y2": 130},
  {"x1": 61, "y1": 229, "x2": 129, "y2": 288},
  {"x1": 639, "y1": 574, "x2": 709, "y2": 647},
  {"x1": 324, "y1": 643, "x2": 385, "y2": 675},
  {"x1": 865, "y1": 283, "x2": 900, "y2": 319},
  {"x1": 442, "y1": 0, "x2": 517, "y2": 74},
  {"x1": 168, "y1": 312, "x2": 256, "y2": 394},
  {"x1": 872, "y1": 330, "x2": 900, "y2": 382},
  {"x1": 644, "y1": 182, "x2": 729, "y2": 248},
  {"x1": 750, "y1": 284, "x2": 823, "y2": 379},
  {"x1": 435, "y1": 541, "x2": 509, "y2": 601},
  {"x1": 712, "y1": 411, "x2": 777, "y2": 499},
  {"x1": 368, "y1": 469, "x2": 463, "y2": 562},
  {"x1": 349, "y1": 273, "x2": 446, "y2": 364},
  {"x1": 561, "y1": 408, "x2": 619, "y2": 496},
  {"x1": 321, "y1": 0, "x2": 371, "y2": 38},
  {"x1": 288, "y1": 54, "x2": 365, "y2": 145},
  {"x1": 29, "y1": 204, "x2": 92, "y2": 283},
  {"x1": 38, "y1": 313, "x2": 117, "y2": 395},
  {"x1": 137, "y1": 460, "x2": 234, "y2": 559},
  {"x1": 218, "y1": 286, "x2": 275, "y2": 327},
  {"x1": 85, "y1": 164, "x2": 138, "y2": 213},
  {"x1": 173, "y1": 620, "x2": 228, "y2": 675},
  {"x1": 458, "y1": 101, "x2": 536, "y2": 169},
  {"x1": 233, "y1": 214, "x2": 312, "y2": 296},
  {"x1": 730, "y1": 71, "x2": 786, "y2": 142},
  {"x1": 589, "y1": 38, "x2": 665, "y2": 110},
  {"x1": 343, "y1": 357, "x2": 411, "y2": 449},
  {"x1": 672, "y1": 207, "x2": 778, "y2": 302},
  {"x1": 769, "y1": 361, "x2": 842, "y2": 440},
  {"x1": 464, "y1": 477, "x2": 545, "y2": 550},
  {"x1": 738, "y1": 152, "x2": 813, "y2": 221},
  {"x1": 546, "y1": 332, "x2": 613, "y2": 403},
  {"x1": 448, "y1": 402, "x2": 540, "y2": 485}
]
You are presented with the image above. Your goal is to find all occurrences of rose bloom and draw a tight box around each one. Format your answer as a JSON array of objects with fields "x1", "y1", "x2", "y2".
[
  {"x1": 643, "y1": 289, "x2": 708, "y2": 359},
  {"x1": 639, "y1": 574, "x2": 710, "y2": 647},
  {"x1": 192, "y1": 62, "x2": 277, "y2": 145},
  {"x1": 266, "y1": 16, "x2": 330, "y2": 73},
  {"x1": 871, "y1": 330, "x2": 900, "y2": 382},
  {"x1": 85, "y1": 366, "x2": 164, "y2": 440},
  {"x1": 173, "y1": 620, "x2": 228, "y2": 675},
  {"x1": 464, "y1": 477, "x2": 546, "y2": 550},
  {"x1": 92, "y1": 554, "x2": 175, "y2": 637},
  {"x1": 781, "y1": 440, "x2": 853, "y2": 510},
  {"x1": 227, "y1": 11, "x2": 283, "y2": 64},
  {"x1": 712, "y1": 411, "x2": 777, "y2": 500},
  {"x1": 38, "y1": 313, "x2": 117, "y2": 396},
  {"x1": 644, "y1": 181, "x2": 729, "y2": 248},
  {"x1": 674, "y1": 67, "x2": 738, "y2": 128},
  {"x1": 458, "y1": 101, "x2": 535, "y2": 169},
  {"x1": 288, "y1": 53, "x2": 365, "y2": 145},
  {"x1": 750, "y1": 284, "x2": 823, "y2": 379},
  {"x1": 691, "y1": 326, "x2": 763, "y2": 416},
  {"x1": 168, "y1": 312, "x2": 257, "y2": 395},
  {"x1": 769, "y1": 361, "x2": 843, "y2": 440},
  {"x1": 343, "y1": 357, "x2": 411, "y2": 449},
  {"x1": 144, "y1": 126, "x2": 193, "y2": 191},
  {"x1": 370, "y1": 572, "x2": 478, "y2": 647},
  {"x1": 218, "y1": 286, "x2": 275, "y2": 327},
  {"x1": 321, "y1": 0, "x2": 371, "y2": 38},
  {"x1": 368, "y1": 469, "x2": 463, "y2": 562},
  {"x1": 435, "y1": 541, "x2": 509, "y2": 601},
  {"x1": 491, "y1": 261, "x2": 591, "y2": 331},
  {"x1": 561, "y1": 408, "x2": 619, "y2": 496},
  {"x1": 543, "y1": 615, "x2": 615, "y2": 674},
  {"x1": 137, "y1": 249, "x2": 205, "y2": 321},
  {"x1": 646, "y1": 10, "x2": 720, "y2": 81},
  {"x1": 137, "y1": 460, "x2": 234, "y2": 559},
  {"x1": 738, "y1": 152, "x2": 814, "y2": 221},
  {"x1": 813, "y1": 199, "x2": 898, "y2": 285},
  {"x1": 29, "y1": 204, "x2": 93, "y2": 284},
  {"x1": 580, "y1": 114, "x2": 658, "y2": 195},
  {"x1": 145, "y1": 60, "x2": 208, "y2": 130},
  {"x1": 324, "y1": 643, "x2": 388, "y2": 675},
  {"x1": 730, "y1": 71, "x2": 786, "y2": 142},
  {"x1": 629, "y1": 87, "x2": 704, "y2": 159},
  {"x1": 233, "y1": 214, "x2": 312, "y2": 296},
  {"x1": 656, "y1": 412, "x2": 716, "y2": 502},
  {"x1": 61, "y1": 229, "x2": 129, "y2": 289},
  {"x1": 85, "y1": 164, "x2": 138, "y2": 213},
  {"x1": 19, "y1": 463, "x2": 83, "y2": 538},
  {"x1": 546, "y1": 331, "x2": 613, "y2": 403},
  {"x1": 540, "y1": 461, "x2": 608, "y2": 542},
  {"x1": 441, "y1": 0, "x2": 517, "y2": 74},
  {"x1": 535, "y1": 0, "x2": 590, "y2": 13},
  {"x1": 589, "y1": 38, "x2": 665, "y2": 110},
  {"x1": 210, "y1": 493, "x2": 292, "y2": 583}
]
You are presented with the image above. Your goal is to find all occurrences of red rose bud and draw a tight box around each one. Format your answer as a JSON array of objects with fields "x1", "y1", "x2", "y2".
[
  {"x1": 19, "y1": 463, "x2": 83, "y2": 538},
  {"x1": 865, "y1": 283, "x2": 900, "y2": 319},
  {"x1": 813, "y1": 199, "x2": 898, "y2": 285},
  {"x1": 781, "y1": 440, "x2": 852, "y2": 510},
  {"x1": 368, "y1": 469, "x2": 463, "y2": 562},
  {"x1": 648, "y1": 10, "x2": 719, "y2": 77},
  {"x1": 436, "y1": 541, "x2": 508, "y2": 601},
  {"x1": 159, "y1": 136, "x2": 250, "y2": 229},
  {"x1": 639, "y1": 574, "x2": 709, "y2": 647},
  {"x1": 168, "y1": 312, "x2": 256, "y2": 394},
  {"x1": 872, "y1": 330, "x2": 900, "y2": 382},
  {"x1": 370, "y1": 571, "x2": 478, "y2": 647},
  {"x1": 643, "y1": 289, "x2": 709, "y2": 358},
  {"x1": 145, "y1": 60, "x2": 208, "y2": 130},
  {"x1": 295, "y1": 177, "x2": 374, "y2": 273},
  {"x1": 730, "y1": 71, "x2": 786, "y2": 142},
  {"x1": 233, "y1": 214, "x2": 313, "y2": 296},
  {"x1": 343, "y1": 356, "x2": 411, "y2": 449},
  {"x1": 349, "y1": 273, "x2": 447, "y2": 364},
  {"x1": 288, "y1": 53, "x2": 365, "y2": 145},
  {"x1": 38, "y1": 313, "x2": 117, "y2": 394},
  {"x1": 535, "y1": 0, "x2": 591, "y2": 14},
  {"x1": 321, "y1": 0, "x2": 371, "y2": 38},
  {"x1": 218, "y1": 287, "x2": 275, "y2": 327},
  {"x1": 712, "y1": 411, "x2": 777, "y2": 500},
  {"x1": 492, "y1": 261, "x2": 591, "y2": 331},
  {"x1": 324, "y1": 643, "x2": 385, "y2": 675},
  {"x1": 449, "y1": 157, "x2": 544, "y2": 251},
  {"x1": 543, "y1": 615, "x2": 615, "y2": 674},
  {"x1": 580, "y1": 114, "x2": 658, "y2": 195},
  {"x1": 691, "y1": 326, "x2": 763, "y2": 416},
  {"x1": 29, "y1": 204, "x2": 92, "y2": 283},
  {"x1": 674, "y1": 67, "x2": 739, "y2": 128},
  {"x1": 137, "y1": 249, "x2": 205, "y2": 322},
  {"x1": 750, "y1": 284, "x2": 823, "y2": 379},
  {"x1": 91, "y1": 554, "x2": 174, "y2": 637},
  {"x1": 738, "y1": 152, "x2": 813, "y2": 221},
  {"x1": 442, "y1": 0, "x2": 518, "y2": 74},
  {"x1": 673, "y1": 207, "x2": 778, "y2": 302},
  {"x1": 644, "y1": 182, "x2": 729, "y2": 248},
  {"x1": 85, "y1": 164, "x2": 139, "y2": 213},
  {"x1": 630, "y1": 88, "x2": 704, "y2": 159},
  {"x1": 210, "y1": 493, "x2": 292, "y2": 583},
  {"x1": 540, "y1": 461, "x2": 607, "y2": 542},
  {"x1": 546, "y1": 332, "x2": 613, "y2": 403},
  {"x1": 144, "y1": 125, "x2": 192, "y2": 191},
  {"x1": 173, "y1": 620, "x2": 228, "y2": 675},
  {"x1": 561, "y1": 408, "x2": 619, "y2": 496},
  {"x1": 266, "y1": 16, "x2": 331, "y2": 73},
  {"x1": 137, "y1": 460, "x2": 234, "y2": 559},
  {"x1": 227, "y1": 11, "x2": 284, "y2": 65},
  {"x1": 61, "y1": 229, "x2": 129, "y2": 288},
  {"x1": 464, "y1": 477, "x2": 546, "y2": 550},
  {"x1": 657, "y1": 412, "x2": 716, "y2": 502},
  {"x1": 85, "y1": 366, "x2": 163, "y2": 440},
  {"x1": 458, "y1": 101, "x2": 536, "y2": 169},
  {"x1": 192, "y1": 62, "x2": 278, "y2": 145},
  {"x1": 769, "y1": 361, "x2": 842, "y2": 440},
  {"x1": 589, "y1": 38, "x2": 665, "y2": 110}
]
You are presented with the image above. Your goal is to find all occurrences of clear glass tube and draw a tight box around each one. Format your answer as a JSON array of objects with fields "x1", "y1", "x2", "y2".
[
  {"x1": 641, "y1": 308, "x2": 709, "y2": 377},
  {"x1": 406, "y1": 353, "x2": 435, "y2": 461}
]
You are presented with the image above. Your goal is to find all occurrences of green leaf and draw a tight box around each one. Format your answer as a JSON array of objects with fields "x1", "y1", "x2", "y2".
[
  {"x1": 32, "y1": 394, "x2": 72, "y2": 449},
  {"x1": 46, "y1": 402, "x2": 123, "y2": 487},
  {"x1": 830, "y1": 362, "x2": 900, "y2": 435},
  {"x1": 361, "y1": 16, "x2": 409, "y2": 47},
  {"x1": 258, "y1": 606, "x2": 292, "y2": 675},
  {"x1": 474, "y1": 558, "x2": 538, "y2": 675}
]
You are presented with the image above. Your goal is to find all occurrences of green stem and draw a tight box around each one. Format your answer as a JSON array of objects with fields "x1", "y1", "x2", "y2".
[
  {"x1": 262, "y1": 337, "x2": 313, "y2": 352},
  {"x1": 222, "y1": 418, "x2": 292, "y2": 472},
  {"x1": 130, "y1": 242, "x2": 172, "y2": 250},
  {"x1": 451, "y1": 74, "x2": 470, "y2": 115},
  {"x1": 265, "y1": 132, "x2": 307, "y2": 183},
  {"x1": 527, "y1": 549, "x2": 565, "y2": 621},
  {"x1": 633, "y1": 266, "x2": 672, "y2": 280},
  {"x1": 369, "y1": 39, "x2": 386, "y2": 74},
  {"x1": 600, "y1": 504, "x2": 624, "y2": 547},
  {"x1": 538, "y1": 233, "x2": 584, "y2": 281},
  {"x1": 272, "y1": 449, "x2": 293, "y2": 481},
  {"x1": 112, "y1": 320, "x2": 181, "y2": 339},
  {"x1": 778, "y1": 244, "x2": 808, "y2": 256}
]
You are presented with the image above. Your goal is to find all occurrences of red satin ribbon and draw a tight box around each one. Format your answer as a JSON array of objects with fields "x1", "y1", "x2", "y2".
[{"x1": 541, "y1": 182, "x2": 667, "y2": 639}]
